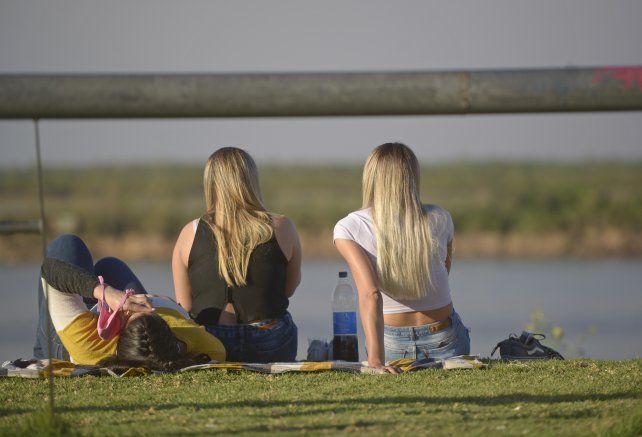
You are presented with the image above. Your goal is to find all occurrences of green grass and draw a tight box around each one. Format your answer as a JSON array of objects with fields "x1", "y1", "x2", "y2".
[{"x1": 1, "y1": 360, "x2": 641, "y2": 436}]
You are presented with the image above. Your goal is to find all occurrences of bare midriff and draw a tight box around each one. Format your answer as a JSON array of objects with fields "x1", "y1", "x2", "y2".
[{"x1": 383, "y1": 302, "x2": 453, "y2": 327}]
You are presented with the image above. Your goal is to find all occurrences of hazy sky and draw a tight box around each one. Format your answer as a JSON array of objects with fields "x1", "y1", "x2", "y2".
[{"x1": 1, "y1": 0, "x2": 641, "y2": 167}]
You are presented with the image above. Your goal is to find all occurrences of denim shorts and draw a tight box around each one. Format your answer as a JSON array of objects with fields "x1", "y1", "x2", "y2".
[
  {"x1": 383, "y1": 310, "x2": 470, "y2": 362},
  {"x1": 205, "y1": 312, "x2": 298, "y2": 363}
]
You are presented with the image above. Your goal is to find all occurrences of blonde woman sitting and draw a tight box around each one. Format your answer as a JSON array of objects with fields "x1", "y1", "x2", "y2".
[
  {"x1": 172, "y1": 147, "x2": 302, "y2": 363},
  {"x1": 334, "y1": 143, "x2": 470, "y2": 373}
]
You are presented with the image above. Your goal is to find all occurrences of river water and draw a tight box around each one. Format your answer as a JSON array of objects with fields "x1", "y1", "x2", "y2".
[{"x1": 1, "y1": 259, "x2": 640, "y2": 361}]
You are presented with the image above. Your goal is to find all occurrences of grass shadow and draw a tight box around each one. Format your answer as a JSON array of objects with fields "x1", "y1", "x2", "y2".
[{"x1": 41, "y1": 392, "x2": 638, "y2": 415}]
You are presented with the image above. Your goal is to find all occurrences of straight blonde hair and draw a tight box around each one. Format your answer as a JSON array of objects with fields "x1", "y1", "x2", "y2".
[
  {"x1": 203, "y1": 147, "x2": 273, "y2": 287},
  {"x1": 362, "y1": 143, "x2": 436, "y2": 300}
]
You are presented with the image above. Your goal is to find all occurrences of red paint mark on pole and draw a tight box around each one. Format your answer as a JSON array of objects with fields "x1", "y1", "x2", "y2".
[{"x1": 592, "y1": 67, "x2": 642, "y2": 91}]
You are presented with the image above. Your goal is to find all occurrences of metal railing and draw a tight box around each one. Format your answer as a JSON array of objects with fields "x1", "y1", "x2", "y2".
[{"x1": 1, "y1": 66, "x2": 641, "y2": 119}]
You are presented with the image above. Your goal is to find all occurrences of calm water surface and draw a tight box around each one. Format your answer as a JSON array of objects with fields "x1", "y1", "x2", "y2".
[{"x1": 1, "y1": 259, "x2": 640, "y2": 361}]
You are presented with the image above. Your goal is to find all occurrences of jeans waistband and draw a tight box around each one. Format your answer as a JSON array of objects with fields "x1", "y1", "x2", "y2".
[
  {"x1": 383, "y1": 310, "x2": 460, "y2": 338},
  {"x1": 207, "y1": 312, "x2": 293, "y2": 336},
  {"x1": 240, "y1": 312, "x2": 292, "y2": 330},
  {"x1": 247, "y1": 318, "x2": 279, "y2": 329}
]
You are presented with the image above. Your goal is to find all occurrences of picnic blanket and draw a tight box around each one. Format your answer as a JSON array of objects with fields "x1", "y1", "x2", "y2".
[{"x1": 1, "y1": 355, "x2": 485, "y2": 378}]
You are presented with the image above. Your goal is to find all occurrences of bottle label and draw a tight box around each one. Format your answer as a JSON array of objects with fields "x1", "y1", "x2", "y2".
[{"x1": 333, "y1": 311, "x2": 357, "y2": 335}]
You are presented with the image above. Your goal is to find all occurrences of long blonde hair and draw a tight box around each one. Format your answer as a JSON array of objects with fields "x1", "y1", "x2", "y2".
[
  {"x1": 362, "y1": 143, "x2": 436, "y2": 300},
  {"x1": 203, "y1": 147, "x2": 273, "y2": 287}
]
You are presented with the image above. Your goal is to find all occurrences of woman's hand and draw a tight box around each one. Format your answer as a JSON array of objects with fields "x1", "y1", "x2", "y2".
[
  {"x1": 368, "y1": 360, "x2": 402, "y2": 374},
  {"x1": 95, "y1": 284, "x2": 154, "y2": 314},
  {"x1": 121, "y1": 291, "x2": 154, "y2": 314}
]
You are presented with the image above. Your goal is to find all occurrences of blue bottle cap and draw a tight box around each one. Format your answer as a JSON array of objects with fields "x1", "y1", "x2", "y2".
[{"x1": 338, "y1": 271, "x2": 348, "y2": 278}]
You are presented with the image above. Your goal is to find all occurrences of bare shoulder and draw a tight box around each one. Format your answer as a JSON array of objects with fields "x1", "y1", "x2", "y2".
[
  {"x1": 174, "y1": 220, "x2": 198, "y2": 262},
  {"x1": 178, "y1": 220, "x2": 197, "y2": 240},
  {"x1": 270, "y1": 213, "x2": 299, "y2": 261},
  {"x1": 271, "y1": 213, "x2": 297, "y2": 234}
]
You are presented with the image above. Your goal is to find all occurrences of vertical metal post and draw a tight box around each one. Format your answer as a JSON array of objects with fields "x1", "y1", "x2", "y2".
[{"x1": 34, "y1": 119, "x2": 55, "y2": 414}]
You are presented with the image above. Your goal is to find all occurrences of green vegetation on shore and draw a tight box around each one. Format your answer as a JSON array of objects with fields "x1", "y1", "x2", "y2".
[
  {"x1": 1, "y1": 360, "x2": 640, "y2": 436},
  {"x1": 1, "y1": 162, "x2": 641, "y2": 260}
]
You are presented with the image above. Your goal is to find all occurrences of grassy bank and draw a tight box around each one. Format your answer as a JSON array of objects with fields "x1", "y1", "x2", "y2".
[
  {"x1": 2, "y1": 228, "x2": 640, "y2": 262},
  {"x1": 1, "y1": 360, "x2": 640, "y2": 436},
  {"x1": 1, "y1": 162, "x2": 641, "y2": 260}
]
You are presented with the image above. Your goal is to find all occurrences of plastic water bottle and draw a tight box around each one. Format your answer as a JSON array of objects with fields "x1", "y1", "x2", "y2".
[{"x1": 332, "y1": 271, "x2": 359, "y2": 361}]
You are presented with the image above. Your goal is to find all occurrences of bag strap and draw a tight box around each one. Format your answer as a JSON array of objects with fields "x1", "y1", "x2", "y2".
[
  {"x1": 98, "y1": 275, "x2": 107, "y2": 308},
  {"x1": 97, "y1": 276, "x2": 135, "y2": 312}
]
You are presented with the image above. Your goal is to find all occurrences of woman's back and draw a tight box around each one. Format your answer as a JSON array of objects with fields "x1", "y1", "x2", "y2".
[
  {"x1": 334, "y1": 205, "x2": 454, "y2": 313},
  {"x1": 172, "y1": 147, "x2": 301, "y2": 362},
  {"x1": 188, "y1": 218, "x2": 289, "y2": 325}
]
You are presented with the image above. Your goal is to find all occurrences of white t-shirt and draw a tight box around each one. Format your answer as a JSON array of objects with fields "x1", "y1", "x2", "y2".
[{"x1": 333, "y1": 205, "x2": 454, "y2": 314}]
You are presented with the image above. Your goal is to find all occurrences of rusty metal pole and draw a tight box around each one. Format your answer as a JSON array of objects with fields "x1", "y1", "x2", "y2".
[
  {"x1": 0, "y1": 67, "x2": 640, "y2": 119},
  {"x1": 34, "y1": 120, "x2": 55, "y2": 415}
]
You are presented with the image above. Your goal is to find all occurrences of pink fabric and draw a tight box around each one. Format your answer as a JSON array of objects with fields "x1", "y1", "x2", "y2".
[{"x1": 96, "y1": 276, "x2": 135, "y2": 341}]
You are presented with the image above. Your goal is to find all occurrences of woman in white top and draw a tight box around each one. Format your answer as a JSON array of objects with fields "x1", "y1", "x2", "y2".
[{"x1": 334, "y1": 143, "x2": 469, "y2": 373}]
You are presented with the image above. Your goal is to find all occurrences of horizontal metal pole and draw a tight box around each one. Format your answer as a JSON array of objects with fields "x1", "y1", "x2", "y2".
[
  {"x1": 0, "y1": 219, "x2": 42, "y2": 235},
  {"x1": 0, "y1": 67, "x2": 641, "y2": 118}
]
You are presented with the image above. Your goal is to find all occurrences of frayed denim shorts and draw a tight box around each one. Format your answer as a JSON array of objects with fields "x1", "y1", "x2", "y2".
[{"x1": 383, "y1": 310, "x2": 470, "y2": 363}]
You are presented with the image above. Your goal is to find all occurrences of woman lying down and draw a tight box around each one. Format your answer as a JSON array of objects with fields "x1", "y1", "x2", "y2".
[{"x1": 39, "y1": 234, "x2": 225, "y2": 370}]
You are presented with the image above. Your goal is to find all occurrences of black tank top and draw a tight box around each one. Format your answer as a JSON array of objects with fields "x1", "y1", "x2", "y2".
[{"x1": 187, "y1": 218, "x2": 289, "y2": 325}]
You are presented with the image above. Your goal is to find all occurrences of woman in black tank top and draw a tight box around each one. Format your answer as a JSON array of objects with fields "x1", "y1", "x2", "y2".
[{"x1": 172, "y1": 147, "x2": 302, "y2": 363}]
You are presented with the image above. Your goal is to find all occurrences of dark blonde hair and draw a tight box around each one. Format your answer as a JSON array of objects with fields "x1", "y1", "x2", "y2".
[{"x1": 203, "y1": 147, "x2": 273, "y2": 287}]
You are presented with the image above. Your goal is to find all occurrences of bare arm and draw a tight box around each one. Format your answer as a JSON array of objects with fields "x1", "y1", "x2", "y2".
[
  {"x1": 284, "y1": 235, "x2": 302, "y2": 298},
  {"x1": 334, "y1": 239, "x2": 398, "y2": 372},
  {"x1": 273, "y1": 215, "x2": 302, "y2": 298},
  {"x1": 172, "y1": 222, "x2": 195, "y2": 312}
]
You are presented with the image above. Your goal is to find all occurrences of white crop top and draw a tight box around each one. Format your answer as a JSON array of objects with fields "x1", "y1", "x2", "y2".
[{"x1": 333, "y1": 206, "x2": 454, "y2": 314}]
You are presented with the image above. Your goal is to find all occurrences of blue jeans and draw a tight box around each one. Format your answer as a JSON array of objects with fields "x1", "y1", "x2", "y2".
[
  {"x1": 33, "y1": 234, "x2": 147, "y2": 360},
  {"x1": 383, "y1": 310, "x2": 470, "y2": 362},
  {"x1": 205, "y1": 312, "x2": 298, "y2": 363}
]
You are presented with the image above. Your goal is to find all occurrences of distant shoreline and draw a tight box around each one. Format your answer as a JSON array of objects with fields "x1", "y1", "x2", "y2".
[
  {"x1": 2, "y1": 229, "x2": 640, "y2": 263},
  {"x1": 2, "y1": 162, "x2": 640, "y2": 262}
]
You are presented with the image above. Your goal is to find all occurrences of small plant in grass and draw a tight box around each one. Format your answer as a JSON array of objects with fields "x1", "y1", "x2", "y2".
[{"x1": 525, "y1": 307, "x2": 595, "y2": 357}]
